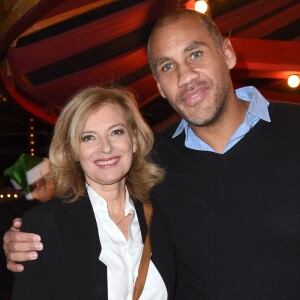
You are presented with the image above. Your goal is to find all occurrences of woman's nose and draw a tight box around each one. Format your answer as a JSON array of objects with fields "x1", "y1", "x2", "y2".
[{"x1": 98, "y1": 137, "x2": 112, "y2": 154}]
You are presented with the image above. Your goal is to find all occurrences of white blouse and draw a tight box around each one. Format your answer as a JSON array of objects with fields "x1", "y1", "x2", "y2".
[{"x1": 88, "y1": 186, "x2": 168, "y2": 300}]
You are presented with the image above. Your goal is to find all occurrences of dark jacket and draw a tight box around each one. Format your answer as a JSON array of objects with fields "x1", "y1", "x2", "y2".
[
  {"x1": 151, "y1": 101, "x2": 300, "y2": 300},
  {"x1": 12, "y1": 195, "x2": 149, "y2": 300},
  {"x1": 0, "y1": 196, "x2": 38, "y2": 300}
]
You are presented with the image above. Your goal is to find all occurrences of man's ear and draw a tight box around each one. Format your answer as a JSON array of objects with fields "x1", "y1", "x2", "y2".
[
  {"x1": 35, "y1": 177, "x2": 46, "y2": 189},
  {"x1": 222, "y1": 38, "x2": 236, "y2": 70},
  {"x1": 156, "y1": 81, "x2": 167, "y2": 99}
]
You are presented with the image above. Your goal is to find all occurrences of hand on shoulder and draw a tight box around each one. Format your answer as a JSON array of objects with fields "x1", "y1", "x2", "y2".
[{"x1": 3, "y1": 218, "x2": 43, "y2": 272}]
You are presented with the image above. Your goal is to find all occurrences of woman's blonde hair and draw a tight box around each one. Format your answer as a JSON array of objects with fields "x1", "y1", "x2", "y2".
[{"x1": 49, "y1": 86, "x2": 165, "y2": 202}]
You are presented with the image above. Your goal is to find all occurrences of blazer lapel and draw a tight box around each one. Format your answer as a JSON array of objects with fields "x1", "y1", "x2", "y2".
[{"x1": 134, "y1": 200, "x2": 147, "y2": 243}]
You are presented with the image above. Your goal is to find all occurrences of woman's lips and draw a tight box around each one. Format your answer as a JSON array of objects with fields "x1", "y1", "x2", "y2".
[{"x1": 95, "y1": 157, "x2": 120, "y2": 167}]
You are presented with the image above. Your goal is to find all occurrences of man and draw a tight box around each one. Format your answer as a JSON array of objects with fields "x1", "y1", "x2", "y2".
[
  {"x1": 0, "y1": 154, "x2": 54, "y2": 299},
  {"x1": 3, "y1": 9, "x2": 300, "y2": 299}
]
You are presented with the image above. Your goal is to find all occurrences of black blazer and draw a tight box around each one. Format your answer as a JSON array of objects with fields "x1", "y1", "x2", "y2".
[
  {"x1": 12, "y1": 195, "x2": 148, "y2": 300},
  {"x1": 0, "y1": 197, "x2": 38, "y2": 300}
]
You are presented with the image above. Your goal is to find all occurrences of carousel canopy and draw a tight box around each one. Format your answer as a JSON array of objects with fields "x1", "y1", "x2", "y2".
[{"x1": 0, "y1": 0, "x2": 299, "y2": 178}]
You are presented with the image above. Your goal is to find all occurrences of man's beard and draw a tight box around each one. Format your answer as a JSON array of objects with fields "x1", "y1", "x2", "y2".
[{"x1": 173, "y1": 66, "x2": 232, "y2": 127}]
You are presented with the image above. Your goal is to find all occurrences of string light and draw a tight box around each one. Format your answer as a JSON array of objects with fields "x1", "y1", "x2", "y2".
[
  {"x1": 0, "y1": 193, "x2": 20, "y2": 201},
  {"x1": 0, "y1": 93, "x2": 7, "y2": 103},
  {"x1": 28, "y1": 118, "x2": 36, "y2": 156}
]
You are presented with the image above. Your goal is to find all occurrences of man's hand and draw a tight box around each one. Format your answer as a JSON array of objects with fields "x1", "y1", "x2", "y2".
[{"x1": 3, "y1": 218, "x2": 43, "y2": 272}]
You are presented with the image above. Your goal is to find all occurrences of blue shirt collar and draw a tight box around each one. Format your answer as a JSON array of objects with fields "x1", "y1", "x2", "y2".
[{"x1": 173, "y1": 86, "x2": 270, "y2": 138}]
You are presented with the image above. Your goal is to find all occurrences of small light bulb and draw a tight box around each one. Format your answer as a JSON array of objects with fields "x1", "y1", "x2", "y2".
[
  {"x1": 195, "y1": 0, "x2": 208, "y2": 13},
  {"x1": 288, "y1": 75, "x2": 300, "y2": 88}
]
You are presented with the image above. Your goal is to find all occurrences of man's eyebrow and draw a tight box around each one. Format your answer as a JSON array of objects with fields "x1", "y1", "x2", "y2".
[
  {"x1": 155, "y1": 56, "x2": 171, "y2": 70},
  {"x1": 154, "y1": 42, "x2": 208, "y2": 70},
  {"x1": 184, "y1": 41, "x2": 207, "y2": 52}
]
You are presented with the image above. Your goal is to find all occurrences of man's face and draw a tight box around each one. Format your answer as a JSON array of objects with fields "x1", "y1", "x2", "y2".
[
  {"x1": 149, "y1": 17, "x2": 236, "y2": 127},
  {"x1": 37, "y1": 174, "x2": 55, "y2": 202},
  {"x1": 32, "y1": 162, "x2": 55, "y2": 203}
]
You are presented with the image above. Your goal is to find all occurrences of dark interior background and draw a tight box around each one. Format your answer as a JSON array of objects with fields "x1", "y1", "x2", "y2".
[{"x1": 0, "y1": 0, "x2": 299, "y2": 192}]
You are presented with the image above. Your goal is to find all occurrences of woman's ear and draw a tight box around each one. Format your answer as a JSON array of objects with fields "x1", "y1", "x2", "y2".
[{"x1": 132, "y1": 136, "x2": 138, "y2": 154}]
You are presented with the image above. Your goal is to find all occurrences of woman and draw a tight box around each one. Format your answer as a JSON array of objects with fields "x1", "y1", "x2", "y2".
[{"x1": 12, "y1": 86, "x2": 167, "y2": 299}]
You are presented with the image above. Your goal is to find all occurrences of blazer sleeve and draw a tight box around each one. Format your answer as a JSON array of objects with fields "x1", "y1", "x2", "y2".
[
  {"x1": 12, "y1": 208, "x2": 52, "y2": 300},
  {"x1": 11, "y1": 203, "x2": 79, "y2": 300}
]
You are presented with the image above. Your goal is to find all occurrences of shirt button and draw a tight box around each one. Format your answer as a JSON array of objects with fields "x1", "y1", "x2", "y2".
[{"x1": 124, "y1": 248, "x2": 128, "y2": 253}]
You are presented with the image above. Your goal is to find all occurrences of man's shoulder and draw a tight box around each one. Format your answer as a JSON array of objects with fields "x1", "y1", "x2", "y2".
[
  {"x1": 268, "y1": 101, "x2": 300, "y2": 124},
  {"x1": 269, "y1": 100, "x2": 300, "y2": 112},
  {"x1": 154, "y1": 122, "x2": 180, "y2": 139},
  {"x1": 153, "y1": 122, "x2": 183, "y2": 152}
]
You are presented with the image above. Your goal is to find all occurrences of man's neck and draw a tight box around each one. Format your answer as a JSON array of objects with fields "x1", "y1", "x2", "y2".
[{"x1": 190, "y1": 98, "x2": 249, "y2": 154}]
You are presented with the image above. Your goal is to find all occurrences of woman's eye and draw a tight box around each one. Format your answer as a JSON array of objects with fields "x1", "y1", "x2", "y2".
[
  {"x1": 81, "y1": 135, "x2": 94, "y2": 142},
  {"x1": 191, "y1": 50, "x2": 202, "y2": 59},
  {"x1": 111, "y1": 129, "x2": 124, "y2": 136}
]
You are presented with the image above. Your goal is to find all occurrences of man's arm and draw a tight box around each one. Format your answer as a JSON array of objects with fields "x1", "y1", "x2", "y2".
[{"x1": 3, "y1": 218, "x2": 43, "y2": 272}]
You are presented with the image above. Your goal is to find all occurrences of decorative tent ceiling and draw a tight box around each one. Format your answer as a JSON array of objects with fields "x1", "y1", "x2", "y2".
[{"x1": 0, "y1": 0, "x2": 299, "y2": 175}]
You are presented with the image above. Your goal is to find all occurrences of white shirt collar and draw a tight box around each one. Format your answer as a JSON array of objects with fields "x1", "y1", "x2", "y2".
[{"x1": 87, "y1": 184, "x2": 135, "y2": 216}]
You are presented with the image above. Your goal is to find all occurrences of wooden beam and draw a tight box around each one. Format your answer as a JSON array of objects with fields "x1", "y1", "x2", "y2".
[
  {"x1": 0, "y1": 0, "x2": 41, "y2": 37},
  {"x1": 19, "y1": 0, "x2": 117, "y2": 38}
]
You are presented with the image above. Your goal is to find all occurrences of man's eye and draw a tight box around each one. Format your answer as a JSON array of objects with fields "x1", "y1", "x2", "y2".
[
  {"x1": 82, "y1": 135, "x2": 94, "y2": 141},
  {"x1": 161, "y1": 63, "x2": 173, "y2": 72},
  {"x1": 191, "y1": 50, "x2": 202, "y2": 59}
]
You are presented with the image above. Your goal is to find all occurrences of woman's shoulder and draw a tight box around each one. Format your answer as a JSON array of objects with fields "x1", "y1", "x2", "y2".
[
  {"x1": 21, "y1": 197, "x2": 65, "y2": 222},
  {"x1": 22, "y1": 194, "x2": 90, "y2": 224}
]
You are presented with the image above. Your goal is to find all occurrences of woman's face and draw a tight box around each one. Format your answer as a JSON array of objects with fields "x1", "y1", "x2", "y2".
[{"x1": 79, "y1": 103, "x2": 137, "y2": 192}]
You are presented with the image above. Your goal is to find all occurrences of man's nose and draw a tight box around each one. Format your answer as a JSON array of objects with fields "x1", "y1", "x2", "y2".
[{"x1": 177, "y1": 64, "x2": 199, "y2": 88}]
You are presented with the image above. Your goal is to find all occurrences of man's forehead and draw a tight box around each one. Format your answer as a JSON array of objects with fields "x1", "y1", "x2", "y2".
[
  {"x1": 151, "y1": 25, "x2": 209, "y2": 54},
  {"x1": 152, "y1": 19, "x2": 207, "y2": 42}
]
